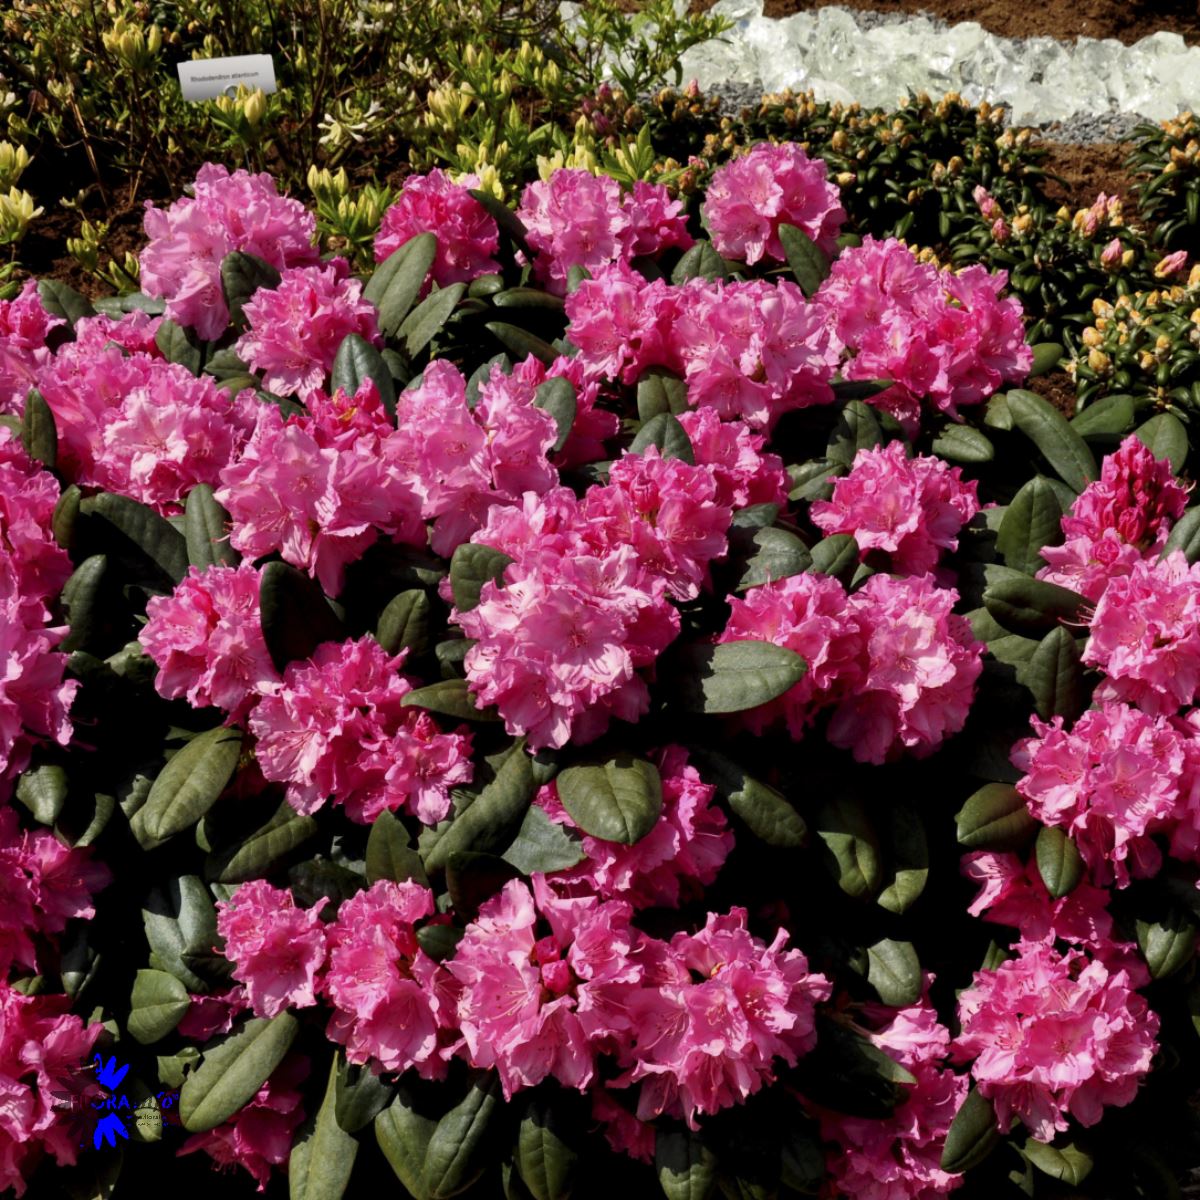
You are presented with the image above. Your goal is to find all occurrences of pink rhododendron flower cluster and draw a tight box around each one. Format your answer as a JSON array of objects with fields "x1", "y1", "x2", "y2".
[
  {"x1": 1083, "y1": 550, "x2": 1200, "y2": 715},
  {"x1": 0, "y1": 806, "x2": 110, "y2": 976},
  {"x1": 676, "y1": 407, "x2": 789, "y2": 510},
  {"x1": 516, "y1": 170, "x2": 692, "y2": 294},
  {"x1": 388, "y1": 360, "x2": 558, "y2": 556},
  {"x1": 248, "y1": 636, "x2": 473, "y2": 825},
  {"x1": 235, "y1": 259, "x2": 381, "y2": 399},
  {"x1": 566, "y1": 266, "x2": 842, "y2": 429},
  {"x1": 375, "y1": 168, "x2": 500, "y2": 287},
  {"x1": 0, "y1": 431, "x2": 77, "y2": 789},
  {"x1": 0, "y1": 982, "x2": 104, "y2": 1196},
  {"x1": 323, "y1": 881, "x2": 455, "y2": 1077},
  {"x1": 817, "y1": 991, "x2": 967, "y2": 1200},
  {"x1": 456, "y1": 447, "x2": 733, "y2": 749},
  {"x1": 816, "y1": 237, "x2": 1031, "y2": 429},
  {"x1": 536, "y1": 745, "x2": 734, "y2": 909},
  {"x1": 721, "y1": 571, "x2": 983, "y2": 762},
  {"x1": 216, "y1": 382, "x2": 424, "y2": 593},
  {"x1": 215, "y1": 880, "x2": 328, "y2": 1018},
  {"x1": 141, "y1": 163, "x2": 318, "y2": 340},
  {"x1": 617, "y1": 908, "x2": 830, "y2": 1128},
  {"x1": 141, "y1": 564, "x2": 280, "y2": 721},
  {"x1": 1039, "y1": 435, "x2": 1189, "y2": 601},
  {"x1": 0, "y1": 280, "x2": 61, "y2": 414},
  {"x1": 178, "y1": 1054, "x2": 308, "y2": 1191},
  {"x1": 702, "y1": 141, "x2": 846, "y2": 263},
  {"x1": 955, "y1": 939, "x2": 1159, "y2": 1142},
  {"x1": 810, "y1": 441, "x2": 980, "y2": 575}
]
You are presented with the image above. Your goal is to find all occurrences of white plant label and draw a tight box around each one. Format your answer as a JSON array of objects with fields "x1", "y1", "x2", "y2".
[{"x1": 177, "y1": 54, "x2": 277, "y2": 102}]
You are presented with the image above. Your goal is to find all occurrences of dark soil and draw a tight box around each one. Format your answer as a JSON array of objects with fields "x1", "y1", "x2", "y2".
[
  {"x1": 751, "y1": 0, "x2": 1200, "y2": 46},
  {"x1": 19, "y1": 203, "x2": 147, "y2": 299},
  {"x1": 1039, "y1": 141, "x2": 1136, "y2": 210},
  {"x1": 1029, "y1": 370, "x2": 1079, "y2": 417}
]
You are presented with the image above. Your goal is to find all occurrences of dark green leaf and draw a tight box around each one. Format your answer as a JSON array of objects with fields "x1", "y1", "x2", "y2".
[
  {"x1": 142, "y1": 726, "x2": 243, "y2": 840},
  {"x1": 20, "y1": 388, "x2": 56, "y2": 469},
  {"x1": 1135, "y1": 412, "x2": 1189, "y2": 473},
  {"x1": 1070, "y1": 393, "x2": 1134, "y2": 438},
  {"x1": 831, "y1": 378, "x2": 893, "y2": 401},
  {"x1": 330, "y1": 332, "x2": 397, "y2": 415},
  {"x1": 866, "y1": 939, "x2": 921, "y2": 1006},
  {"x1": 185, "y1": 485, "x2": 239, "y2": 569},
  {"x1": 376, "y1": 1088, "x2": 436, "y2": 1200},
  {"x1": 940, "y1": 1087, "x2": 1001, "y2": 1173},
  {"x1": 365, "y1": 809, "x2": 429, "y2": 887},
  {"x1": 931, "y1": 425, "x2": 994, "y2": 463},
  {"x1": 656, "y1": 1129, "x2": 717, "y2": 1200},
  {"x1": 996, "y1": 477, "x2": 1063, "y2": 576},
  {"x1": 670, "y1": 641, "x2": 807, "y2": 714},
  {"x1": 417, "y1": 924, "x2": 464, "y2": 962},
  {"x1": 1035, "y1": 826, "x2": 1084, "y2": 899},
  {"x1": 1017, "y1": 626, "x2": 1085, "y2": 721},
  {"x1": 1022, "y1": 1139, "x2": 1093, "y2": 1185},
  {"x1": 38, "y1": 279, "x2": 95, "y2": 329},
  {"x1": 85, "y1": 491, "x2": 189, "y2": 584},
  {"x1": 983, "y1": 573, "x2": 1086, "y2": 636},
  {"x1": 220, "y1": 252, "x2": 281, "y2": 330},
  {"x1": 557, "y1": 754, "x2": 663, "y2": 845},
  {"x1": 59, "y1": 555, "x2": 108, "y2": 653},
  {"x1": 398, "y1": 282, "x2": 466, "y2": 357},
  {"x1": 154, "y1": 319, "x2": 204, "y2": 374},
  {"x1": 815, "y1": 795, "x2": 882, "y2": 899},
  {"x1": 1027, "y1": 342, "x2": 1064, "y2": 378},
  {"x1": 142, "y1": 875, "x2": 217, "y2": 992},
  {"x1": 423, "y1": 741, "x2": 536, "y2": 872},
  {"x1": 502, "y1": 803, "x2": 586, "y2": 874},
  {"x1": 52, "y1": 484, "x2": 81, "y2": 551},
  {"x1": 1164, "y1": 506, "x2": 1200, "y2": 563},
  {"x1": 259, "y1": 561, "x2": 344, "y2": 672},
  {"x1": 878, "y1": 802, "x2": 929, "y2": 914},
  {"x1": 730, "y1": 525, "x2": 812, "y2": 591},
  {"x1": 128, "y1": 969, "x2": 190, "y2": 1045},
  {"x1": 671, "y1": 241, "x2": 728, "y2": 284},
  {"x1": 1007, "y1": 389, "x2": 1098, "y2": 492},
  {"x1": 290, "y1": 1055, "x2": 358, "y2": 1200},
  {"x1": 15, "y1": 762, "x2": 68, "y2": 825},
  {"x1": 447, "y1": 851, "x2": 520, "y2": 919},
  {"x1": 534, "y1": 377, "x2": 576, "y2": 453},
  {"x1": 181, "y1": 1013, "x2": 298, "y2": 1133},
  {"x1": 516, "y1": 1095, "x2": 579, "y2": 1200},
  {"x1": 468, "y1": 190, "x2": 534, "y2": 258},
  {"x1": 485, "y1": 321, "x2": 558, "y2": 365},
  {"x1": 827, "y1": 400, "x2": 882, "y2": 467},
  {"x1": 955, "y1": 783, "x2": 1036, "y2": 850},
  {"x1": 689, "y1": 747, "x2": 806, "y2": 847},
  {"x1": 795, "y1": 1019, "x2": 914, "y2": 1118},
  {"x1": 1136, "y1": 909, "x2": 1196, "y2": 980},
  {"x1": 808, "y1": 533, "x2": 859, "y2": 583},
  {"x1": 335, "y1": 1056, "x2": 394, "y2": 1134},
  {"x1": 630, "y1": 413, "x2": 695, "y2": 464},
  {"x1": 422, "y1": 1071, "x2": 502, "y2": 1199},
  {"x1": 449, "y1": 543, "x2": 513, "y2": 612},
  {"x1": 778, "y1": 222, "x2": 830, "y2": 296},
  {"x1": 376, "y1": 589, "x2": 431, "y2": 656},
  {"x1": 984, "y1": 393, "x2": 1013, "y2": 431},
  {"x1": 491, "y1": 287, "x2": 565, "y2": 311},
  {"x1": 636, "y1": 368, "x2": 689, "y2": 421},
  {"x1": 402, "y1": 679, "x2": 498, "y2": 722},
  {"x1": 207, "y1": 799, "x2": 319, "y2": 884},
  {"x1": 372, "y1": 233, "x2": 438, "y2": 336}
]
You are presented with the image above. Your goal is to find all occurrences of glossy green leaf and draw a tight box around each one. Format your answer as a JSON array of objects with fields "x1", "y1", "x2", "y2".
[
  {"x1": 502, "y1": 803, "x2": 586, "y2": 874},
  {"x1": 1070, "y1": 392, "x2": 1134, "y2": 438},
  {"x1": 1163, "y1": 506, "x2": 1200, "y2": 563},
  {"x1": 1136, "y1": 909, "x2": 1196, "y2": 980},
  {"x1": 446, "y1": 850, "x2": 521, "y2": 917},
  {"x1": 671, "y1": 240, "x2": 728, "y2": 284},
  {"x1": 422, "y1": 1071, "x2": 502, "y2": 1199},
  {"x1": 468, "y1": 190, "x2": 533, "y2": 257},
  {"x1": 931, "y1": 424, "x2": 994, "y2": 463},
  {"x1": 376, "y1": 1088, "x2": 436, "y2": 1200},
  {"x1": 995, "y1": 477, "x2": 1063, "y2": 576},
  {"x1": 671, "y1": 641, "x2": 807, "y2": 714},
  {"x1": 1017, "y1": 626, "x2": 1085, "y2": 721},
  {"x1": 656, "y1": 1128, "x2": 717, "y2": 1200},
  {"x1": 877, "y1": 802, "x2": 929, "y2": 914},
  {"x1": 516, "y1": 1095, "x2": 579, "y2": 1200},
  {"x1": 365, "y1": 809, "x2": 429, "y2": 887},
  {"x1": 259, "y1": 561, "x2": 344, "y2": 673},
  {"x1": 1035, "y1": 825, "x2": 1084, "y2": 899},
  {"x1": 376, "y1": 589, "x2": 431, "y2": 657},
  {"x1": 983, "y1": 573, "x2": 1086, "y2": 636},
  {"x1": 15, "y1": 762, "x2": 68, "y2": 825},
  {"x1": 289, "y1": 1056, "x2": 358, "y2": 1200},
  {"x1": 557, "y1": 754, "x2": 663, "y2": 845},
  {"x1": 808, "y1": 533, "x2": 859, "y2": 583},
  {"x1": 331, "y1": 332, "x2": 397, "y2": 415},
  {"x1": 398, "y1": 281, "x2": 466, "y2": 357},
  {"x1": 1007, "y1": 389, "x2": 1098, "y2": 492},
  {"x1": 20, "y1": 388, "x2": 56, "y2": 469},
  {"x1": 154, "y1": 319, "x2": 204, "y2": 374},
  {"x1": 636, "y1": 368, "x2": 689, "y2": 421},
  {"x1": 534, "y1": 377, "x2": 576, "y2": 453},
  {"x1": 38, "y1": 278, "x2": 95, "y2": 329},
  {"x1": 207, "y1": 799, "x2": 319, "y2": 884},
  {"x1": 827, "y1": 400, "x2": 882, "y2": 467},
  {"x1": 60, "y1": 555, "x2": 108, "y2": 653},
  {"x1": 689, "y1": 747, "x2": 806, "y2": 847},
  {"x1": 630, "y1": 412, "x2": 695, "y2": 464},
  {"x1": 956, "y1": 783, "x2": 1037, "y2": 850},
  {"x1": 141, "y1": 726, "x2": 243, "y2": 840},
  {"x1": 402, "y1": 679, "x2": 499, "y2": 722},
  {"x1": 85, "y1": 491, "x2": 189, "y2": 584},
  {"x1": 142, "y1": 875, "x2": 218, "y2": 992},
  {"x1": 220, "y1": 251, "x2": 280, "y2": 330},
  {"x1": 940, "y1": 1087, "x2": 1001, "y2": 1173},
  {"x1": 334, "y1": 1055, "x2": 394, "y2": 1134},
  {"x1": 1027, "y1": 342, "x2": 1064, "y2": 378},
  {"x1": 491, "y1": 286, "x2": 565, "y2": 311},
  {"x1": 815, "y1": 795, "x2": 882, "y2": 899},
  {"x1": 181, "y1": 1013, "x2": 298, "y2": 1133},
  {"x1": 184, "y1": 485, "x2": 238, "y2": 570},
  {"x1": 370, "y1": 233, "x2": 437, "y2": 335},
  {"x1": 485, "y1": 321, "x2": 558, "y2": 365},
  {"x1": 778, "y1": 222, "x2": 830, "y2": 296},
  {"x1": 732, "y1": 526, "x2": 812, "y2": 590},
  {"x1": 1135, "y1": 411, "x2": 1189, "y2": 473},
  {"x1": 1022, "y1": 1139, "x2": 1093, "y2": 1185},
  {"x1": 128, "y1": 969, "x2": 190, "y2": 1045},
  {"x1": 449, "y1": 542, "x2": 513, "y2": 612},
  {"x1": 866, "y1": 939, "x2": 921, "y2": 1006}
]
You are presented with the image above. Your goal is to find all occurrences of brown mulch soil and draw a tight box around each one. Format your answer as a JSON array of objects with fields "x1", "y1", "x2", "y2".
[
  {"x1": 19, "y1": 203, "x2": 147, "y2": 299},
  {"x1": 1038, "y1": 141, "x2": 1136, "y2": 210},
  {"x1": 722, "y1": 0, "x2": 1200, "y2": 46}
]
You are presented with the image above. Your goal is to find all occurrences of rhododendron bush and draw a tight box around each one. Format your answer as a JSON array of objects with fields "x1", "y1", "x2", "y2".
[{"x1": 3, "y1": 149, "x2": 1200, "y2": 1200}]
